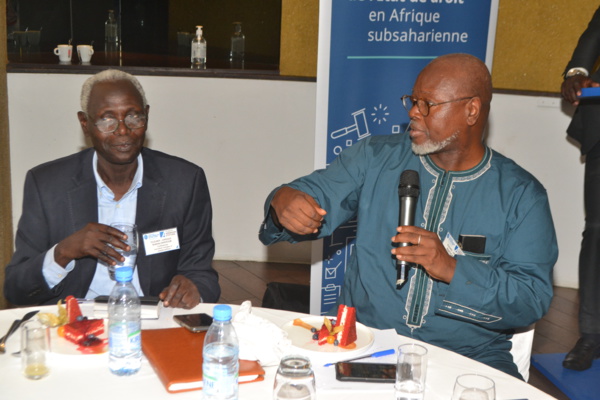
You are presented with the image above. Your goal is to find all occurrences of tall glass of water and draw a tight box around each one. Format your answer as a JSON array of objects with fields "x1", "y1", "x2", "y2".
[
  {"x1": 451, "y1": 374, "x2": 496, "y2": 400},
  {"x1": 273, "y1": 355, "x2": 316, "y2": 400},
  {"x1": 108, "y1": 223, "x2": 138, "y2": 280}
]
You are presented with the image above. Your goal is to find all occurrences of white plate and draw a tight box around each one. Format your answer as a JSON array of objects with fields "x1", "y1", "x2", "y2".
[
  {"x1": 49, "y1": 320, "x2": 108, "y2": 356},
  {"x1": 281, "y1": 316, "x2": 374, "y2": 355}
]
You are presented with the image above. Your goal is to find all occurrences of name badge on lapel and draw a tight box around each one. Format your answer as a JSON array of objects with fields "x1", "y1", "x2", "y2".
[{"x1": 142, "y1": 228, "x2": 180, "y2": 255}]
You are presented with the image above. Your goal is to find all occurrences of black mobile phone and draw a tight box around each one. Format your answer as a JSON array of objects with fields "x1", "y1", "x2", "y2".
[
  {"x1": 173, "y1": 313, "x2": 213, "y2": 332},
  {"x1": 335, "y1": 362, "x2": 396, "y2": 383},
  {"x1": 94, "y1": 295, "x2": 160, "y2": 306}
]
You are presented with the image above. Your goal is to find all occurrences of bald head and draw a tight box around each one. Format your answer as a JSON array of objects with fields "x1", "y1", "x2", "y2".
[
  {"x1": 408, "y1": 53, "x2": 491, "y2": 169},
  {"x1": 422, "y1": 53, "x2": 492, "y2": 107}
]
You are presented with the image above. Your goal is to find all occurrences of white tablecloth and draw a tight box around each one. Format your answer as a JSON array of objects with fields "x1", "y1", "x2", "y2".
[{"x1": 0, "y1": 303, "x2": 556, "y2": 400}]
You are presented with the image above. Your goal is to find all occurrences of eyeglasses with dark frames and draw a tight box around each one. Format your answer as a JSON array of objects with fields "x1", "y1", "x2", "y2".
[
  {"x1": 401, "y1": 95, "x2": 475, "y2": 117},
  {"x1": 88, "y1": 113, "x2": 147, "y2": 134}
]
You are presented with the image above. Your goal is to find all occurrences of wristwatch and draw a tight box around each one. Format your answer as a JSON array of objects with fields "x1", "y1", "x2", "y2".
[{"x1": 565, "y1": 67, "x2": 589, "y2": 78}]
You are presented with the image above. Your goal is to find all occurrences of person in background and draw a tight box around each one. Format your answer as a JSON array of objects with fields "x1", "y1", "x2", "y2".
[
  {"x1": 560, "y1": 6, "x2": 600, "y2": 372},
  {"x1": 259, "y1": 53, "x2": 557, "y2": 379},
  {"x1": 4, "y1": 69, "x2": 219, "y2": 309}
]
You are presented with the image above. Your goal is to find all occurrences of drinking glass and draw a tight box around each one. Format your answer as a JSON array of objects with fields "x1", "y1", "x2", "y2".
[
  {"x1": 108, "y1": 223, "x2": 138, "y2": 280},
  {"x1": 21, "y1": 319, "x2": 50, "y2": 380},
  {"x1": 451, "y1": 374, "x2": 496, "y2": 400},
  {"x1": 273, "y1": 355, "x2": 316, "y2": 400},
  {"x1": 395, "y1": 343, "x2": 428, "y2": 400},
  {"x1": 13, "y1": 31, "x2": 27, "y2": 47}
]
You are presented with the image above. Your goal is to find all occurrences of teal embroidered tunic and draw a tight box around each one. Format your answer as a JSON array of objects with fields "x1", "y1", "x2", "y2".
[{"x1": 259, "y1": 133, "x2": 557, "y2": 377}]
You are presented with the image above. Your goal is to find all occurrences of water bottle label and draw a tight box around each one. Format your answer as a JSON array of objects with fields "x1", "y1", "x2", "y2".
[
  {"x1": 203, "y1": 370, "x2": 238, "y2": 396},
  {"x1": 109, "y1": 323, "x2": 141, "y2": 353},
  {"x1": 129, "y1": 330, "x2": 141, "y2": 348}
]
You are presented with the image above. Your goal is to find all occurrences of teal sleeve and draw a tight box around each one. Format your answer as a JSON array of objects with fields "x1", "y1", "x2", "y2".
[{"x1": 258, "y1": 140, "x2": 371, "y2": 244}]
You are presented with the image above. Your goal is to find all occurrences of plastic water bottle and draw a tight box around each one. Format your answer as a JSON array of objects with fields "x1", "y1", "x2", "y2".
[
  {"x1": 108, "y1": 266, "x2": 141, "y2": 376},
  {"x1": 202, "y1": 305, "x2": 239, "y2": 400},
  {"x1": 191, "y1": 25, "x2": 207, "y2": 69}
]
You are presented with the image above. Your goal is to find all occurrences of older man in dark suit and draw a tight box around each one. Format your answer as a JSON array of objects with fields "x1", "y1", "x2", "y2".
[
  {"x1": 4, "y1": 70, "x2": 219, "y2": 309},
  {"x1": 561, "y1": 6, "x2": 600, "y2": 371}
]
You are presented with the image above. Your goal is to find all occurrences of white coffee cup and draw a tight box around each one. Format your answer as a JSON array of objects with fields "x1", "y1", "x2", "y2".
[
  {"x1": 53, "y1": 44, "x2": 72, "y2": 63},
  {"x1": 77, "y1": 45, "x2": 94, "y2": 63}
]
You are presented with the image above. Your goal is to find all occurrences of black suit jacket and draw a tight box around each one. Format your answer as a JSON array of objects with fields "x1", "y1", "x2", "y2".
[
  {"x1": 4, "y1": 147, "x2": 219, "y2": 305},
  {"x1": 565, "y1": 6, "x2": 600, "y2": 155}
]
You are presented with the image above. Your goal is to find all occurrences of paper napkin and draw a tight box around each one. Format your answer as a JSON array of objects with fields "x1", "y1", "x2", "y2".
[{"x1": 232, "y1": 300, "x2": 293, "y2": 366}]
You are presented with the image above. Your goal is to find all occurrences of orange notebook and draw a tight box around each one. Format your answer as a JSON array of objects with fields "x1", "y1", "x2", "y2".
[{"x1": 141, "y1": 327, "x2": 265, "y2": 393}]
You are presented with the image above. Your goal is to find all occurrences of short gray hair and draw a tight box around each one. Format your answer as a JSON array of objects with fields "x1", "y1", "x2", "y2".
[{"x1": 80, "y1": 69, "x2": 148, "y2": 114}]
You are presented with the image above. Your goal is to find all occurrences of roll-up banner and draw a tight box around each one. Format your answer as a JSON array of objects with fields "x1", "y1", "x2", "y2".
[{"x1": 311, "y1": 0, "x2": 499, "y2": 315}]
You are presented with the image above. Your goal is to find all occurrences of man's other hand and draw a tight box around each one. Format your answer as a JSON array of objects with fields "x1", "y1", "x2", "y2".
[
  {"x1": 561, "y1": 75, "x2": 599, "y2": 105},
  {"x1": 271, "y1": 186, "x2": 327, "y2": 235},
  {"x1": 159, "y1": 275, "x2": 201, "y2": 309}
]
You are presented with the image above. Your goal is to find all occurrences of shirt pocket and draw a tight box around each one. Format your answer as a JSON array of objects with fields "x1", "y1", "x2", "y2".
[{"x1": 463, "y1": 251, "x2": 491, "y2": 264}]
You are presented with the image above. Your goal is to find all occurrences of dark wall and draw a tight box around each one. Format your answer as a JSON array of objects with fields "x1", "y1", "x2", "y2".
[
  {"x1": 168, "y1": 0, "x2": 281, "y2": 63},
  {"x1": 10, "y1": 0, "x2": 280, "y2": 64}
]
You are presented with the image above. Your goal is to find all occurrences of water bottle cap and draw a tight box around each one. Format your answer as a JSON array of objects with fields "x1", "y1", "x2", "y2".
[
  {"x1": 115, "y1": 267, "x2": 134, "y2": 282},
  {"x1": 213, "y1": 304, "x2": 232, "y2": 321}
]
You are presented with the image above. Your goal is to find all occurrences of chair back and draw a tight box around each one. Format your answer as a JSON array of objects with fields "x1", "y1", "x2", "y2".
[{"x1": 510, "y1": 324, "x2": 535, "y2": 381}]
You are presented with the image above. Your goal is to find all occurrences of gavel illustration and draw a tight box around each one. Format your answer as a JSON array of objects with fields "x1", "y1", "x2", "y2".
[{"x1": 330, "y1": 108, "x2": 371, "y2": 140}]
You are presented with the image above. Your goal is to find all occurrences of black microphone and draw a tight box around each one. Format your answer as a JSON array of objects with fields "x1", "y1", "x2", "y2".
[{"x1": 396, "y1": 170, "x2": 420, "y2": 289}]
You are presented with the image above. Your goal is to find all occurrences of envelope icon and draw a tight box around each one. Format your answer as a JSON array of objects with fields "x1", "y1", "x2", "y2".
[{"x1": 325, "y1": 261, "x2": 341, "y2": 280}]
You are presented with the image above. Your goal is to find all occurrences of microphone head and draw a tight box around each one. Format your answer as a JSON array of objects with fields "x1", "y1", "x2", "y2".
[{"x1": 399, "y1": 170, "x2": 420, "y2": 197}]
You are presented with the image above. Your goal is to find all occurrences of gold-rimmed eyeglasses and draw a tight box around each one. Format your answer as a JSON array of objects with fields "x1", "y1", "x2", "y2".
[{"x1": 401, "y1": 95, "x2": 475, "y2": 117}]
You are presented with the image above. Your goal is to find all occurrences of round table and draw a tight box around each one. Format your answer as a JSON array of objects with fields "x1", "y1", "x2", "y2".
[{"x1": 0, "y1": 303, "x2": 555, "y2": 400}]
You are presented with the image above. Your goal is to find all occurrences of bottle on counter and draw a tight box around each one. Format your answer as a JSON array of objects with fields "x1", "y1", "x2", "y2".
[
  {"x1": 191, "y1": 25, "x2": 207, "y2": 69},
  {"x1": 105, "y1": 10, "x2": 118, "y2": 44},
  {"x1": 108, "y1": 266, "x2": 141, "y2": 376},
  {"x1": 229, "y1": 22, "x2": 245, "y2": 67},
  {"x1": 202, "y1": 305, "x2": 239, "y2": 400}
]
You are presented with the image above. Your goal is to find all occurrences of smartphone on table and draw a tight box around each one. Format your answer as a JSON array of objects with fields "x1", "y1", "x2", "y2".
[
  {"x1": 335, "y1": 362, "x2": 396, "y2": 383},
  {"x1": 95, "y1": 295, "x2": 160, "y2": 306},
  {"x1": 173, "y1": 313, "x2": 214, "y2": 332}
]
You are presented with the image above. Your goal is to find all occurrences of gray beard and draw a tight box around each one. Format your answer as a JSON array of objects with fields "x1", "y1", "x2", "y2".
[{"x1": 411, "y1": 131, "x2": 459, "y2": 155}]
